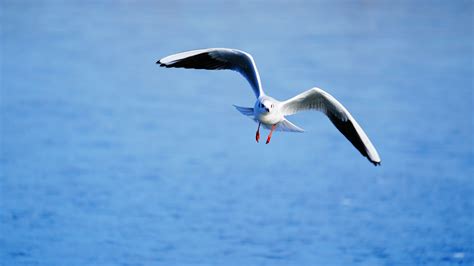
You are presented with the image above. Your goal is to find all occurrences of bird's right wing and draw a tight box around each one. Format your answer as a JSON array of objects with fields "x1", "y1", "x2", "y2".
[
  {"x1": 281, "y1": 87, "x2": 381, "y2": 165},
  {"x1": 157, "y1": 48, "x2": 264, "y2": 98}
]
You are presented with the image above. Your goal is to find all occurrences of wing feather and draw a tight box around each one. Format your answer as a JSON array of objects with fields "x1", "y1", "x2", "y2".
[
  {"x1": 157, "y1": 48, "x2": 263, "y2": 98},
  {"x1": 282, "y1": 87, "x2": 381, "y2": 165}
]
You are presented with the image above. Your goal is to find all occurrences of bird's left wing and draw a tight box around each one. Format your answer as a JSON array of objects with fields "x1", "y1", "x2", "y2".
[
  {"x1": 281, "y1": 87, "x2": 381, "y2": 165},
  {"x1": 157, "y1": 48, "x2": 264, "y2": 98}
]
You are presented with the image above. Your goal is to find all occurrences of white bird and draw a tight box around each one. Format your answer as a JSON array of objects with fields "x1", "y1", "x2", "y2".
[{"x1": 157, "y1": 48, "x2": 381, "y2": 165}]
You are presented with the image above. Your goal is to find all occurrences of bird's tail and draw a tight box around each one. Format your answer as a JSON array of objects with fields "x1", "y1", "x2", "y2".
[
  {"x1": 233, "y1": 105, "x2": 304, "y2": 133},
  {"x1": 260, "y1": 119, "x2": 304, "y2": 132},
  {"x1": 233, "y1": 105, "x2": 254, "y2": 116},
  {"x1": 276, "y1": 119, "x2": 305, "y2": 132}
]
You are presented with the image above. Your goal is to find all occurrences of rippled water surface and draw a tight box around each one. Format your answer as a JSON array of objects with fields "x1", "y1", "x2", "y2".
[{"x1": 1, "y1": 1, "x2": 473, "y2": 265}]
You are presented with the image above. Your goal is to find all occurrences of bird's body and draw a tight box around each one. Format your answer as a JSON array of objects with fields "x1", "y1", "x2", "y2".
[
  {"x1": 157, "y1": 48, "x2": 381, "y2": 165},
  {"x1": 254, "y1": 96, "x2": 281, "y2": 125}
]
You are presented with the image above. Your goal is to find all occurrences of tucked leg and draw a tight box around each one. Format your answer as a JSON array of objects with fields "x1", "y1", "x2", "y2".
[
  {"x1": 266, "y1": 124, "x2": 277, "y2": 144},
  {"x1": 256, "y1": 122, "x2": 261, "y2": 143}
]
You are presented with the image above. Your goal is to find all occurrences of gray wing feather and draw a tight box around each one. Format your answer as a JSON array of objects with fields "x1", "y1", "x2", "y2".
[
  {"x1": 281, "y1": 87, "x2": 381, "y2": 165},
  {"x1": 158, "y1": 48, "x2": 264, "y2": 98}
]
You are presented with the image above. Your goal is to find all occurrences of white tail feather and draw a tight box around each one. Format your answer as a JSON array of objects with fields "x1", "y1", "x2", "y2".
[
  {"x1": 276, "y1": 119, "x2": 305, "y2": 132},
  {"x1": 233, "y1": 105, "x2": 254, "y2": 116}
]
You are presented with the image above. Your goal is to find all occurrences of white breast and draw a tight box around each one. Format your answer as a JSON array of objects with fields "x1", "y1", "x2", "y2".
[{"x1": 255, "y1": 111, "x2": 282, "y2": 125}]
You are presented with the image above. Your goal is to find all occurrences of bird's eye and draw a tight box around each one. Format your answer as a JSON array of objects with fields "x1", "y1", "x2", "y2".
[{"x1": 271, "y1": 104, "x2": 274, "y2": 108}]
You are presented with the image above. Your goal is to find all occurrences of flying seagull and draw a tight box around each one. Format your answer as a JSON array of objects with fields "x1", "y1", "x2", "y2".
[{"x1": 157, "y1": 48, "x2": 381, "y2": 165}]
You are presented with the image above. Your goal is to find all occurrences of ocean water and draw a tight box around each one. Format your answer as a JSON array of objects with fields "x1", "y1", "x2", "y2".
[{"x1": 1, "y1": 1, "x2": 473, "y2": 265}]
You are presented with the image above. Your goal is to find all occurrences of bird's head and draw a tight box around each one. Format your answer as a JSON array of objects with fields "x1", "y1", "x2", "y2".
[{"x1": 257, "y1": 100, "x2": 274, "y2": 113}]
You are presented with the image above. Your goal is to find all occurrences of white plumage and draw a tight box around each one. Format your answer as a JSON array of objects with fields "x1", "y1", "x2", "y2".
[{"x1": 158, "y1": 48, "x2": 381, "y2": 165}]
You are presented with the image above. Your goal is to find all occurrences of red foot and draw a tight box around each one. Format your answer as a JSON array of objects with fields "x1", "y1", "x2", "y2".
[
  {"x1": 265, "y1": 124, "x2": 276, "y2": 144},
  {"x1": 256, "y1": 122, "x2": 261, "y2": 143}
]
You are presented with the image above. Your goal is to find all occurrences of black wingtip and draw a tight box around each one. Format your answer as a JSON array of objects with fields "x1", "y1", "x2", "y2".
[
  {"x1": 372, "y1": 161, "x2": 381, "y2": 166},
  {"x1": 156, "y1": 60, "x2": 168, "y2": 67}
]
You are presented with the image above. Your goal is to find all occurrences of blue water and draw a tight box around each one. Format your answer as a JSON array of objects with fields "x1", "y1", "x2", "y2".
[{"x1": 1, "y1": 1, "x2": 473, "y2": 265}]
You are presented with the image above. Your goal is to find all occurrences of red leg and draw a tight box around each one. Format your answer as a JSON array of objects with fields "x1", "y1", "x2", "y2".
[
  {"x1": 266, "y1": 124, "x2": 277, "y2": 144},
  {"x1": 256, "y1": 122, "x2": 261, "y2": 143}
]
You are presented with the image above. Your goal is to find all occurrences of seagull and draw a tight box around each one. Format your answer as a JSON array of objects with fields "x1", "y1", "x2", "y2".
[{"x1": 157, "y1": 48, "x2": 381, "y2": 165}]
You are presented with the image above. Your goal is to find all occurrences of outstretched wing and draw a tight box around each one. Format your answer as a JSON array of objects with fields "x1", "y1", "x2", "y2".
[
  {"x1": 281, "y1": 87, "x2": 381, "y2": 165},
  {"x1": 157, "y1": 48, "x2": 264, "y2": 98}
]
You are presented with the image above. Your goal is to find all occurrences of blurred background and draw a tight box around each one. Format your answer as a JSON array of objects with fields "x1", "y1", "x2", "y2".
[{"x1": 1, "y1": 0, "x2": 473, "y2": 265}]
